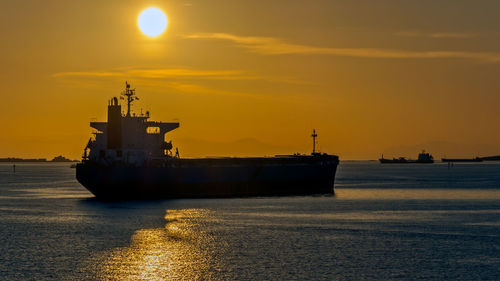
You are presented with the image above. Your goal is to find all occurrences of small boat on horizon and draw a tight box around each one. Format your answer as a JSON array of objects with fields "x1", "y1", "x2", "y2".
[{"x1": 379, "y1": 150, "x2": 434, "y2": 164}]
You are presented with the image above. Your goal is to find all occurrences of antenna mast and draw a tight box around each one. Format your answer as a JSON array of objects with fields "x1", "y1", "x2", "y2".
[
  {"x1": 121, "y1": 81, "x2": 138, "y2": 116},
  {"x1": 311, "y1": 129, "x2": 318, "y2": 154}
]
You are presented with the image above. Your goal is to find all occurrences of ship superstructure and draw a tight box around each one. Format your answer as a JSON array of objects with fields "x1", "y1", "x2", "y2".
[
  {"x1": 77, "y1": 83, "x2": 339, "y2": 199},
  {"x1": 84, "y1": 82, "x2": 179, "y2": 165}
]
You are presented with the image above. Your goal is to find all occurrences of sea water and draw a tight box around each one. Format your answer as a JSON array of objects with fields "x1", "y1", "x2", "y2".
[{"x1": 0, "y1": 162, "x2": 499, "y2": 280}]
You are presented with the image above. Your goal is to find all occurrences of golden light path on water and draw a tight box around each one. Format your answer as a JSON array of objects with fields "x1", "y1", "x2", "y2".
[{"x1": 92, "y1": 209, "x2": 219, "y2": 280}]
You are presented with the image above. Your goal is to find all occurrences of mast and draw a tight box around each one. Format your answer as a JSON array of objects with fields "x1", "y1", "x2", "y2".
[
  {"x1": 311, "y1": 129, "x2": 317, "y2": 154},
  {"x1": 121, "y1": 81, "x2": 139, "y2": 117}
]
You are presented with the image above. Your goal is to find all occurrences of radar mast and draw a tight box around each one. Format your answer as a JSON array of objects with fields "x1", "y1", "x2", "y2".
[
  {"x1": 311, "y1": 129, "x2": 318, "y2": 154},
  {"x1": 121, "y1": 81, "x2": 139, "y2": 116}
]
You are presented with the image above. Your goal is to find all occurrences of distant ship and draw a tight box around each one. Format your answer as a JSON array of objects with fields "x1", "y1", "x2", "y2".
[
  {"x1": 76, "y1": 83, "x2": 339, "y2": 199},
  {"x1": 441, "y1": 157, "x2": 483, "y2": 163},
  {"x1": 379, "y1": 151, "x2": 434, "y2": 164},
  {"x1": 480, "y1": 155, "x2": 500, "y2": 161}
]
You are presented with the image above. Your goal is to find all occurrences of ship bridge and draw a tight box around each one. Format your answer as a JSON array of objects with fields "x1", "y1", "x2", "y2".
[
  {"x1": 144, "y1": 121, "x2": 179, "y2": 135},
  {"x1": 85, "y1": 82, "x2": 180, "y2": 164}
]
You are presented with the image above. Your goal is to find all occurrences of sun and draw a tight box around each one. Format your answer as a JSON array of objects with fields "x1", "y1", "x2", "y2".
[{"x1": 138, "y1": 8, "x2": 168, "y2": 38}]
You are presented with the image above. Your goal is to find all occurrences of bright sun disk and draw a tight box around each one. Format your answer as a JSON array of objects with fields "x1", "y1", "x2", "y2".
[{"x1": 138, "y1": 8, "x2": 168, "y2": 37}]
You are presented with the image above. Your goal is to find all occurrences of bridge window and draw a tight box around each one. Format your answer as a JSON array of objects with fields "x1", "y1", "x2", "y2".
[{"x1": 147, "y1": 127, "x2": 160, "y2": 134}]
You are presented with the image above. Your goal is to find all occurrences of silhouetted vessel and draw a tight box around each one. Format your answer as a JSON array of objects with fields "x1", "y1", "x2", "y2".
[
  {"x1": 379, "y1": 151, "x2": 434, "y2": 164},
  {"x1": 76, "y1": 83, "x2": 339, "y2": 199},
  {"x1": 441, "y1": 157, "x2": 483, "y2": 163},
  {"x1": 480, "y1": 155, "x2": 500, "y2": 161}
]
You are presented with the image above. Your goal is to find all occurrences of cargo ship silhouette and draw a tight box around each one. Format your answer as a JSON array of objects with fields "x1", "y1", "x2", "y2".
[
  {"x1": 379, "y1": 151, "x2": 434, "y2": 164},
  {"x1": 76, "y1": 83, "x2": 339, "y2": 199}
]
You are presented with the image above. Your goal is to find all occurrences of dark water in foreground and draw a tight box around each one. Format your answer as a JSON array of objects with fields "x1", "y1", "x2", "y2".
[{"x1": 0, "y1": 162, "x2": 499, "y2": 280}]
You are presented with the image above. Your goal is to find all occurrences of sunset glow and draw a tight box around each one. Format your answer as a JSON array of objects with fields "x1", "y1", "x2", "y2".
[{"x1": 1, "y1": 1, "x2": 500, "y2": 160}]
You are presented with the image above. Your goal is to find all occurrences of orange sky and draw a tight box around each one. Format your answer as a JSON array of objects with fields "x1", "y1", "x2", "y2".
[{"x1": 1, "y1": 0, "x2": 500, "y2": 160}]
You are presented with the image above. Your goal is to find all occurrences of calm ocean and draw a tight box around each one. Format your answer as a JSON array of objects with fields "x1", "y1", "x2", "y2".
[{"x1": 0, "y1": 162, "x2": 499, "y2": 280}]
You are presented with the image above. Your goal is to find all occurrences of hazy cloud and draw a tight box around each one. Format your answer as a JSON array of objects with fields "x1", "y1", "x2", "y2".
[
  {"x1": 185, "y1": 33, "x2": 500, "y2": 62},
  {"x1": 430, "y1": 32, "x2": 475, "y2": 39},
  {"x1": 395, "y1": 31, "x2": 476, "y2": 39},
  {"x1": 53, "y1": 68, "x2": 244, "y2": 80},
  {"x1": 53, "y1": 67, "x2": 310, "y2": 86},
  {"x1": 52, "y1": 68, "x2": 280, "y2": 100}
]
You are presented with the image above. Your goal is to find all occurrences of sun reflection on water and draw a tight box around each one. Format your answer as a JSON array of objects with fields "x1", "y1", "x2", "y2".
[{"x1": 92, "y1": 209, "x2": 217, "y2": 280}]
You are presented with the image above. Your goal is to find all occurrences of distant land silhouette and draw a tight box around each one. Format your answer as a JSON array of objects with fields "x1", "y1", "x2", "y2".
[{"x1": 0, "y1": 155, "x2": 78, "y2": 163}]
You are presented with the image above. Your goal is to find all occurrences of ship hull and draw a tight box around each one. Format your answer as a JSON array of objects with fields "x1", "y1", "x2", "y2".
[{"x1": 76, "y1": 155, "x2": 339, "y2": 199}]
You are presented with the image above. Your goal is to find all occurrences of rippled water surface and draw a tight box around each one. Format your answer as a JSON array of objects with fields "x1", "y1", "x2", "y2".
[{"x1": 0, "y1": 162, "x2": 499, "y2": 280}]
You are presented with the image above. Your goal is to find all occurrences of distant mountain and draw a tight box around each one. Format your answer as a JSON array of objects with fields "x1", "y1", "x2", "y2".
[{"x1": 50, "y1": 155, "x2": 78, "y2": 162}]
